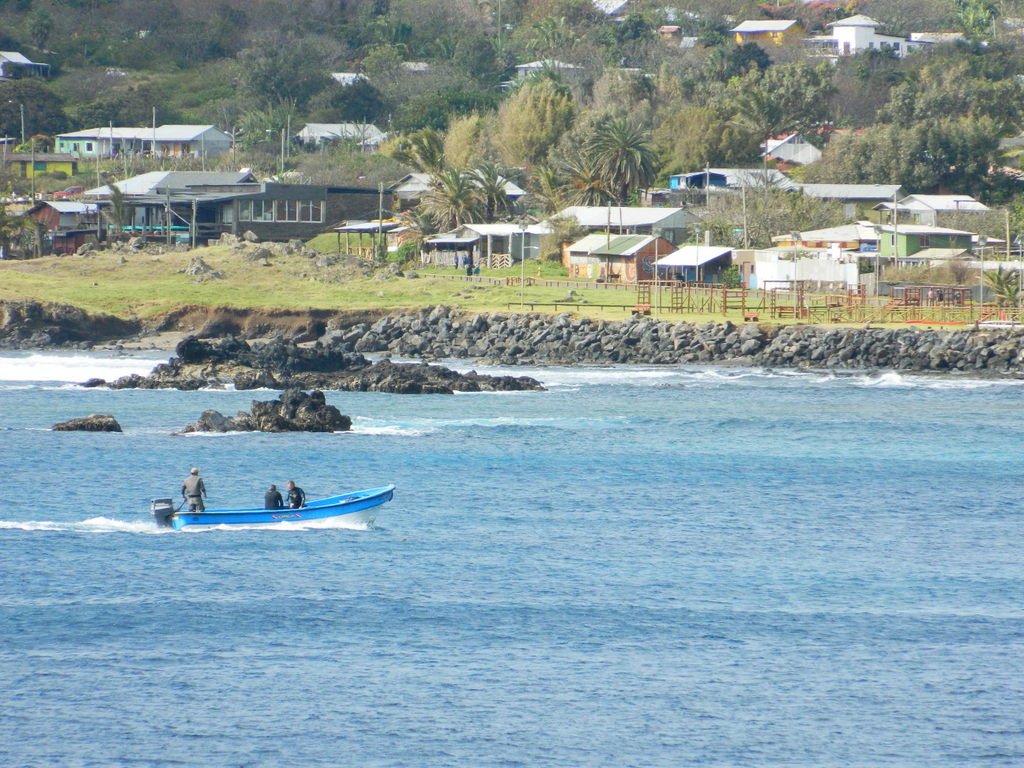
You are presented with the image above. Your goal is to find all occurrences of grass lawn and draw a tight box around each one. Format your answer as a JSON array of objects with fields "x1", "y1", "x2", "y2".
[
  {"x1": 0, "y1": 244, "x2": 920, "y2": 329},
  {"x1": 0, "y1": 246, "x2": 677, "y2": 320}
]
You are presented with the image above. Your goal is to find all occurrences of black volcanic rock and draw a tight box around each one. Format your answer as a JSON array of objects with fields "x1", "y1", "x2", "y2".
[
  {"x1": 108, "y1": 335, "x2": 545, "y2": 393},
  {"x1": 182, "y1": 389, "x2": 352, "y2": 433},
  {"x1": 52, "y1": 414, "x2": 123, "y2": 432}
]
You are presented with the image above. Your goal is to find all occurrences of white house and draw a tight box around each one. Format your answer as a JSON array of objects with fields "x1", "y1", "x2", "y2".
[
  {"x1": 421, "y1": 222, "x2": 551, "y2": 268},
  {"x1": 514, "y1": 59, "x2": 582, "y2": 81},
  {"x1": 295, "y1": 123, "x2": 387, "y2": 150},
  {"x1": 330, "y1": 72, "x2": 368, "y2": 87},
  {"x1": 805, "y1": 15, "x2": 928, "y2": 59},
  {"x1": 0, "y1": 51, "x2": 48, "y2": 78},
  {"x1": 873, "y1": 194, "x2": 991, "y2": 226},
  {"x1": 55, "y1": 125, "x2": 232, "y2": 159},
  {"x1": 761, "y1": 133, "x2": 822, "y2": 166}
]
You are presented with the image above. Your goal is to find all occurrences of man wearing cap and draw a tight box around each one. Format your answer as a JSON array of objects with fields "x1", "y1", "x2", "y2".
[{"x1": 181, "y1": 467, "x2": 207, "y2": 513}]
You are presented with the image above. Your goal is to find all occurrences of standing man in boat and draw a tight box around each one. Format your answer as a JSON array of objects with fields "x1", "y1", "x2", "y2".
[
  {"x1": 181, "y1": 467, "x2": 207, "y2": 513},
  {"x1": 264, "y1": 484, "x2": 283, "y2": 510},
  {"x1": 286, "y1": 480, "x2": 305, "y2": 509}
]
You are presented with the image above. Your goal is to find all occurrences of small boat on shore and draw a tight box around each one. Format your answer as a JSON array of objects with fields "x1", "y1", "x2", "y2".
[{"x1": 150, "y1": 485, "x2": 395, "y2": 530}]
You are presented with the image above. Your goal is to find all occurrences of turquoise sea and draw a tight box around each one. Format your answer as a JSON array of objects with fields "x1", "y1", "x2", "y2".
[{"x1": 1, "y1": 352, "x2": 1022, "y2": 767}]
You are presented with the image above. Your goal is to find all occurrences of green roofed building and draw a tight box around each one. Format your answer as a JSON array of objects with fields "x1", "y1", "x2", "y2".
[{"x1": 564, "y1": 233, "x2": 675, "y2": 282}]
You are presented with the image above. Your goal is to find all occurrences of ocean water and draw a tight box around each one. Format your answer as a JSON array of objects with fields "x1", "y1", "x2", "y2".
[{"x1": 1, "y1": 351, "x2": 1022, "y2": 768}]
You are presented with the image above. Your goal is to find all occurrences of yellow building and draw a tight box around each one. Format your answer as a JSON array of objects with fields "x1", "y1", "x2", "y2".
[
  {"x1": 2, "y1": 152, "x2": 78, "y2": 179},
  {"x1": 730, "y1": 20, "x2": 805, "y2": 46}
]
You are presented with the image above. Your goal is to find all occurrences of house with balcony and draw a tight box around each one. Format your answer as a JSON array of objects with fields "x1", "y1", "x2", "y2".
[
  {"x1": 0, "y1": 51, "x2": 49, "y2": 78},
  {"x1": 55, "y1": 125, "x2": 232, "y2": 159},
  {"x1": 873, "y1": 194, "x2": 990, "y2": 226},
  {"x1": 82, "y1": 170, "x2": 368, "y2": 244},
  {"x1": 804, "y1": 15, "x2": 929, "y2": 59},
  {"x1": 730, "y1": 20, "x2": 805, "y2": 46}
]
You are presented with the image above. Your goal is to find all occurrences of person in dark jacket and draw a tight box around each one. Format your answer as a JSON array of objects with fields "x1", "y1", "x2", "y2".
[
  {"x1": 181, "y1": 467, "x2": 207, "y2": 512},
  {"x1": 264, "y1": 484, "x2": 283, "y2": 510},
  {"x1": 286, "y1": 481, "x2": 306, "y2": 509}
]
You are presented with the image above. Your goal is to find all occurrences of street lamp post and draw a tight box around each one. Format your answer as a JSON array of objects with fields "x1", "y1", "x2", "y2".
[{"x1": 19, "y1": 102, "x2": 24, "y2": 145}]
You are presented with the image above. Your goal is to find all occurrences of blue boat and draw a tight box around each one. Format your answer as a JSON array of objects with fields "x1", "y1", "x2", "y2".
[{"x1": 150, "y1": 485, "x2": 395, "y2": 530}]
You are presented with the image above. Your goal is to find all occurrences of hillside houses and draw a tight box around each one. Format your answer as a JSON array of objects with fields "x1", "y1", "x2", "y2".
[{"x1": 55, "y1": 125, "x2": 232, "y2": 159}]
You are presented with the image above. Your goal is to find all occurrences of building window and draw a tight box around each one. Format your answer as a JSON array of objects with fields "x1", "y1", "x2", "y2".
[
  {"x1": 919, "y1": 236, "x2": 929, "y2": 247},
  {"x1": 299, "y1": 200, "x2": 323, "y2": 223},
  {"x1": 275, "y1": 200, "x2": 299, "y2": 221},
  {"x1": 85, "y1": 142, "x2": 93, "y2": 152},
  {"x1": 33, "y1": 161, "x2": 46, "y2": 171},
  {"x1": 239, "y1": 200, "x2": 273, "y2": 221}
]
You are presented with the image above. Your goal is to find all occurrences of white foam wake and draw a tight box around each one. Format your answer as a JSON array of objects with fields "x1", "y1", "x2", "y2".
[
  {"x1": 0, "y1": 352, "x2": 166, "y2": 383},
  {"x1": 0, "y1": 516, "x2": 169, "y2": 534},
  {"x1": 0, "y1": 515, "x2": 374, "y2": 534}
]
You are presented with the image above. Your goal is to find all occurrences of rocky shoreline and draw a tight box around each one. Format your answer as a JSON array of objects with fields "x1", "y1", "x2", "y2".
[
  {"x1": 328, "y1": 306, "x2": 1024, "y2": 375},
  {"x1": 5, "y1": 300, "x2": 1024, "y2": 376},
  {"x1": 86, "y1": 336, "x2": 545, "y2": 394}
]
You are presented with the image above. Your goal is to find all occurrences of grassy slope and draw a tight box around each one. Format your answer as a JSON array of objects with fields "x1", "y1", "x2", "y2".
[{"x1": 0, "y1": 246, "x2": 730, "y2": 322}]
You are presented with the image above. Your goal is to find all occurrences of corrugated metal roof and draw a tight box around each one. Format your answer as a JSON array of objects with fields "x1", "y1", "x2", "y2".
[
  {"x1": 657, "y1": 246, "x2": 732, "y2": 267},
  {"x1": 557, "y1": 206, "x2": 688, "y2": 228},
  {"x1": 798, "y1": 183, "x2": 903, "y2": 200},
  {"x1": 730, "y1": 20, "x2": 799, "y2": 33},
  {"x1": 44, "y1": 202, "x2": 98, "y2": 214},
  {"x1": 85, "y1": 171, "x2": 255, "y2": 196},
  {"x1": 0, "y1": 51, "x2": 37, "y2": 65},
  {"x1": 58, "y1": 125, "x2": 226, "y2": 142},
  {"x1": 567, "y1": 233, "x2": 654, "y2": 256},
  {"x1": 829, "y1": 14, "x2": 881, "y2": 27}
]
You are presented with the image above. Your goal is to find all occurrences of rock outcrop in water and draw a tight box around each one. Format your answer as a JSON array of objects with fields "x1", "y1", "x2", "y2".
[
  {"x1": 182, "y1": 389, "x2": 350, "y2": 433},
  {"x1": 97, "y1": 336, "x2": 545, "y2": 393},
  {"x1": 51, "y1": 414, "x2": 123, "y2": 432}
]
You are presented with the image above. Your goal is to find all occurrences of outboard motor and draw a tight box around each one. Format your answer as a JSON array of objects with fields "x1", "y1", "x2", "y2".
[{"x1": 151, "y1": 498, "x2": 177, "y2": 528}]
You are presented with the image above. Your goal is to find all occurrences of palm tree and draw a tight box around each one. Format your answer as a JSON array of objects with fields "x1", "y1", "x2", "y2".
[
  {"x1": 103, "y1": 185, "x2": 129, "y2": 242},
  {"x1": 472, "y1": 161, "x2": 515, "y2": 222},
  {"x1": 984, "y1": 267, "x2": 1020, "y2": 307},
  {"x1": 531, "y1": 163, "x2": 567, "y2": 215},
  {"x1": 560, "y1": 151, "x2": 614, "y2": 207},
  {"x1": 419, "y1": 169, "x2": 483, "y2": 231},
  {"x1": 585, "y1": 118, "x2": 659, "y2": 205},
  {"x1": 387, "y1": 128, "x2": 447, "y2": 174},
  {"x1": 730, "y1": 83, "x2": 799, "y2": 172}
]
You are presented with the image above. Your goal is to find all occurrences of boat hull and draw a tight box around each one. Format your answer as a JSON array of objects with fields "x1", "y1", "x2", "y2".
[{"x1": 169, "y1": 485, "x2": 395, "y2": 530}]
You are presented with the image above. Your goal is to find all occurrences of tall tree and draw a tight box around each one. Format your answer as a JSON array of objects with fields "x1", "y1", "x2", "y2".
[
  {"x1": 495, "y1": 79, "x2": 575, "y2": 167},
  {"x1": 559, "y1": 150, "x2": 614, "y2": 207},
  {"x1": 385, "y1": 128, "x2": 447, "y2": 174},
  {"x1": 419, "y1": 169, "x2": 483, "y2": 231},
  {"x1": 584, "y1": 117, "x2": 658, "y2": 204},
  {"x1": 472, "y1": 161, "x2": 515, "y2": 222}
]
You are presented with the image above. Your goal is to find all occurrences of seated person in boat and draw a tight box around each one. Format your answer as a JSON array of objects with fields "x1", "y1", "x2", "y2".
[
  {"x1": 286, "y1": 481, "x2": 306, "y2": 509},
  {"x1": 264, "y1": 484, "x2": 283, "y2": 510},
  {"x1": 181, "y1": 467, "x2": 207, "y2": 512}
]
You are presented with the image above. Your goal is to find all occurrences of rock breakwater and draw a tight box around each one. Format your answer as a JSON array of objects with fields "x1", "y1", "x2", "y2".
[{"x1": 330, "y1": 306, "x2": 1024, "y2": 375}]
